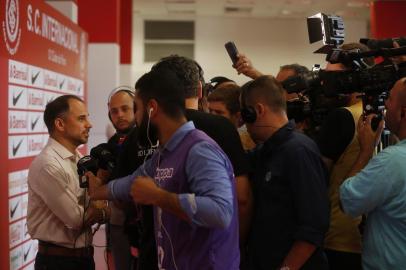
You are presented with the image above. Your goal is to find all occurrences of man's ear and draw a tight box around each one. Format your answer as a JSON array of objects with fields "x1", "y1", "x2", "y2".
[
  {"x1": 54, "y1": 118, "x2": 65, "y2": 132},
  {"x1": 255, "y1": 103, "x2": 266, "y2": 117},
  {"x1": 148, "y1": 99, "x2": 159, "y2": 117}
]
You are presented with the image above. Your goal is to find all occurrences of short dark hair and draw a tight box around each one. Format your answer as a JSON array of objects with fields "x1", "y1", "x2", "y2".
[
  {"x1": 207, "y1": 85, "x2": 241, "y2": 115},
  {"x1": 135, "y1": 68, "x2": 186, "y2": 119},
  {"x1": 44, "y1": 95, "x2": 83, "y2": 133},
  {"x1": 151, "y1": 55, "x2": 205, "y2": 98},
  {"x1": 241, "y1": 76, "x2": 286, "y2": 112},
  {"x1": 279, "y1": 64, "x2": 309, "y2": 77}
]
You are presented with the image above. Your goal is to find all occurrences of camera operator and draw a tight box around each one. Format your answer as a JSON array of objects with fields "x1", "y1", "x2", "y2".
[
  {"x1": 316, "y1": 42, "x2": 375, "y2": 270},
  {"x1": 104, "y1": 86, "x2": 138, "y2": 270},
  {"x1": 27, "y1": 95, "x2": 107, "y2": 270},
  {"x1": 242, "y1": 76, "x2": 329, "y2": 270},
  {"x1": 339, "y1": 77, "x2": 406, "y2": 270}
]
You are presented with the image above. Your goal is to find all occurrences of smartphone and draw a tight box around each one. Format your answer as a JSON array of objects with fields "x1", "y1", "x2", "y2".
[{"x1": 225, "y1": 41, "x2": 239, "y2": 65}]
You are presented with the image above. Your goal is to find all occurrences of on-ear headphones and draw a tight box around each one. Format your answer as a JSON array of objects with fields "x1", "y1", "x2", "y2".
[
  {"x1": 107, "y1": 85, "x2": 136, "y2": 121},
  {"x1": 241, "y1": 106, "x2": 257, "y2": 123}
]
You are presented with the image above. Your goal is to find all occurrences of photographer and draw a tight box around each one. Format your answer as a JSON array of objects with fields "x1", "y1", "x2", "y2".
[
  {"x1": 340, "y1": 77, "x2": 406, "y2": 269},
  {"x1": 317, "y1": 42, "x2": 375, "y2": 270}
]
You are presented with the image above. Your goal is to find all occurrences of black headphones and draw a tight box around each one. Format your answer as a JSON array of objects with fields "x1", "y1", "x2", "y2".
[
  {"x1": 107, "y1": 86, "x2": 136, "y2": 121},
  {"x1": 241, "y1": 106, "x2": 257, "y2": 123}
]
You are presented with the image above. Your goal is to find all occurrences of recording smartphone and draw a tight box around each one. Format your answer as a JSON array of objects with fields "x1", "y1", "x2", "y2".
[{"x1": 225, "y1": 41, "x2": 239, "y2": 65}]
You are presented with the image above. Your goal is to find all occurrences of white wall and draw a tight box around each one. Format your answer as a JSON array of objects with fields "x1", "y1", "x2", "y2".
[
  {"x1": 132, "y1": 15, "x2": 368, "y2": 85},
  {"x1": 87, "y1": 44, "x2": 120, "y2": 150}
]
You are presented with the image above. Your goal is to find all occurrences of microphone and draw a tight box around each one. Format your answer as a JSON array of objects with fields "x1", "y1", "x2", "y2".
[
  {"x1": 90, "y1": 143, "x2": 116, "y2": 173},
  {"x1": 77, "y1": 156, "x2": 99, "y2": 188}
]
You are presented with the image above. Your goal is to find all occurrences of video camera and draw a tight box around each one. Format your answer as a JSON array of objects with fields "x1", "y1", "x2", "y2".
[
  {"x1": 282, "y1": 13, "x2": 406, "y2": 130},
  {"x1": 76, "y1": 143, "x2": 117, "y2": 188}
]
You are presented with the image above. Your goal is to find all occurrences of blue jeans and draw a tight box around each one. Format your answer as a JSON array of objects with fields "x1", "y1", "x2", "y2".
[{"x1": 34, "y1": 253, "x2": 95, "y2": 270}]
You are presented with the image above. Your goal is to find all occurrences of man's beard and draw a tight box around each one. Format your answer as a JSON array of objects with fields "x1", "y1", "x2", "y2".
[{"x1": 136, "y1": 110, "x2": 159, "y2": 148}]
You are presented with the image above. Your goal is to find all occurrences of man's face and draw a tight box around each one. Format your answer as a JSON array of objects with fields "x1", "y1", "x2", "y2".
[
  {"x1": 385, "y1": 79, "x2": 404, "y2": 134},
  {"x1": 208, "y1": 101, "x2": 231, "y2": 119},
  {"x1": 276, "y1": 68, "x2": 296, "y2": 82},
  {"x1": 109, "y1": 91, "x2": 135, "y2": 133},
  {"x1": 277, "y1": 68, "x2": 298, "y2": 101},
  {"x1": 62, "y1": 99, "x2": 92, "y2": 146},
  {"x1": 208, "y1": 101, "x2": 240, "y2": 128}
]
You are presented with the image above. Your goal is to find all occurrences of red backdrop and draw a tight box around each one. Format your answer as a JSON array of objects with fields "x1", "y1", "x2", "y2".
[{"x1": 0, "y1": 0, "x2": 88, "y2": 269}]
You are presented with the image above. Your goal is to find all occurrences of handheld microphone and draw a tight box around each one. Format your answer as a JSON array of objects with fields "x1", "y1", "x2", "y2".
[{"x1": 77, "y1": 156, "x2": 99, "y2": 188}]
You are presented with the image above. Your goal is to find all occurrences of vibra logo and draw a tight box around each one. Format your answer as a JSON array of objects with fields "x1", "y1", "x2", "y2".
[{"x1": 2, "y1": 0, "x2": 21, "y2": 55}]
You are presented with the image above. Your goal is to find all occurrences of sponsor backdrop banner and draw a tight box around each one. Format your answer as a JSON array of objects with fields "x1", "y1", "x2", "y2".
[{"x1": 0, "y1": 0, "x2": 88, "y2": 269}]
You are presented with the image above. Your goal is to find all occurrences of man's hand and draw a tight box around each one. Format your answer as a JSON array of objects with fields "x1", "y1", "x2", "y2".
[
  {"x1": 84, "y1": 202, "x2": 110, "y2": 227},
  {"x1": 131, "y1": 176, "x2": 162, "y2": 205},
  {"x1": 357, "y1": 114, "x2": 384, "y2": 157},
  {"x1": 85, "y1": 171, "x2": 103, "y2": 199},
  {"x1": 233, "y1": 53, "x2": 263, "y2": 79},
  {"x1": 96, "y1": 168, "x2": 110, "y2": 183}
]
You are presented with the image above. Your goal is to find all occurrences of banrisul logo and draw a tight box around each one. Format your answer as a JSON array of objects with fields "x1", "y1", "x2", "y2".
[{"x1": 2, "y1": 0, "x2": 21, "y2": 55}]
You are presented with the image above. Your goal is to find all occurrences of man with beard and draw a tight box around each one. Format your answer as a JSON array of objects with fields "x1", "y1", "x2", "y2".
[
  {"x1": 88, "y1": 68, "x2": 240, "y2": 270},
  {"x1": 103, "y1": 86, "x2": 159, "y2": 270},
  {"x1": 104, "y1": 86, "x2": 138, "y2": 270},
  {"x1": 27, "y1": 95, "x2": 107, "y2": 270}
]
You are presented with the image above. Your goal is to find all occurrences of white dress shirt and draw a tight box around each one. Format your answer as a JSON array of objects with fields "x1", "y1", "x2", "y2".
[{"x1": 27, "y1": 137, "x2": 92, "y2": 248}]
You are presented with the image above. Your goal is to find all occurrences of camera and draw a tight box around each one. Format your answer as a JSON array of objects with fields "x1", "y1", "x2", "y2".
[
  {"x1": 282, "y1": 13, "x2": 406, "y2": 130},
  {"x1": 307, "y1": 13, "x2": 344, "y2": 53}
]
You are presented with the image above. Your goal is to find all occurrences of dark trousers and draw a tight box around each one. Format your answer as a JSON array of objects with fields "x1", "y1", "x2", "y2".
[
  {"x1": 34, "y1": 253, "x2": 95, "y2": 270},
  {"x1": 325, "y1": 248, "x2": 362, "y2": 270}
]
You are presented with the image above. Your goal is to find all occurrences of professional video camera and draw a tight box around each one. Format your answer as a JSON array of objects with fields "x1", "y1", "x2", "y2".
[{"x1": 282, "y1": 13, "x2": 406, "y2": 130}]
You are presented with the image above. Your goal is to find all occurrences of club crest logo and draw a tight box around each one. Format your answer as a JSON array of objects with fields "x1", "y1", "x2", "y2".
[{"x1": 2, "y1": 0, "x2": 21, "y2": 55}]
